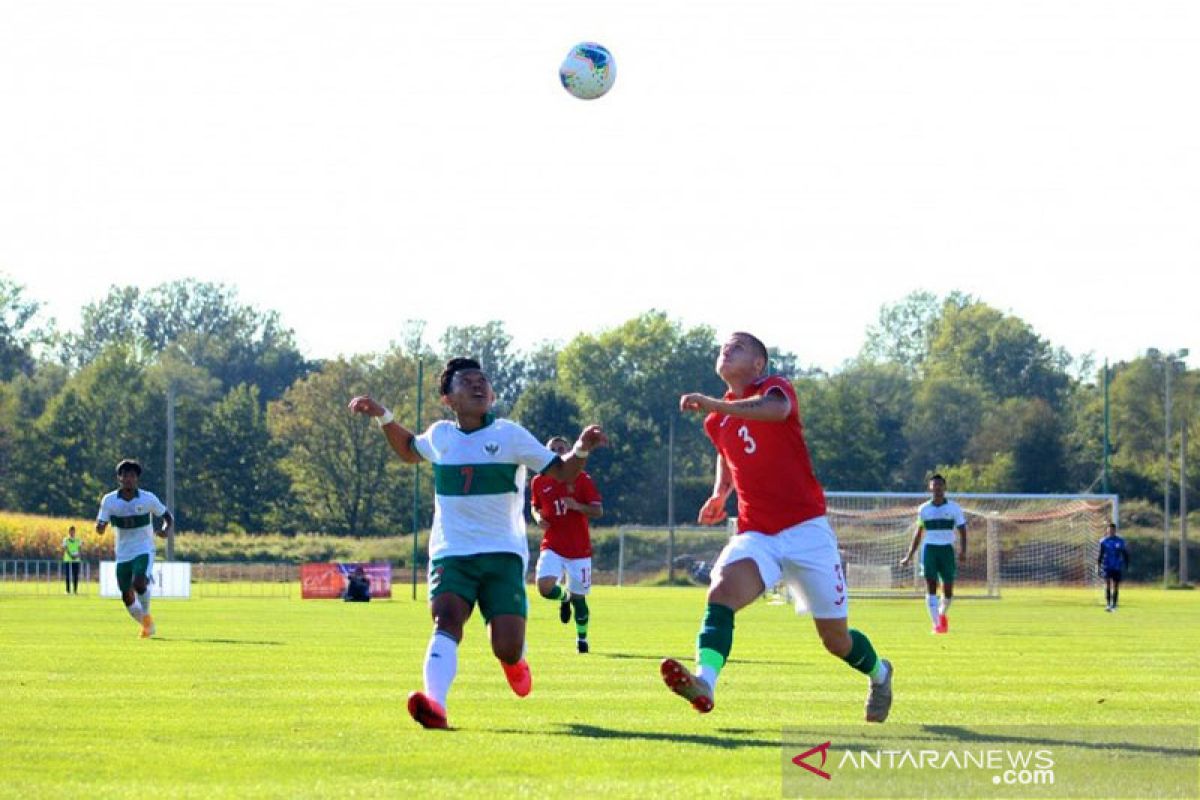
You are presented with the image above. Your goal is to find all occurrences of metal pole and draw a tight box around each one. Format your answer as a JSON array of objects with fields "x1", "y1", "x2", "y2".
[
  {"x1": 1164, "y1": 358, "x2": 1172, "y2": 589},
  {"x1": 165, "y1": 381, "x2": 176, "y2": 560},
  {"x1": 412, "y1": 359, "x2": 423, "y2": 602},
  {"x1": 1181, "y1": 422, "x2": 1189, "y2": 585},
  {"x1": 667, "y1": 413, "x2": 675, "y2": 584},
  {"x1": 1102, "y1": 360, "x2": 1111, "y2": 494}
]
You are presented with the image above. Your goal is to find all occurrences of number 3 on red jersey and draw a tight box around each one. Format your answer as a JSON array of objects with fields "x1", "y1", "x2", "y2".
[{"x1": 737, "y1": 424, "x2": 757, "y2": 454}]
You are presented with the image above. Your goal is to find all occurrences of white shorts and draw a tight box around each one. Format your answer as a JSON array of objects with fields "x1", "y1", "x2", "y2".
[
  {"x1": 712, "y1": 515, "x2": 847, "y2": 618},
  {"x1": 534, "y1": 549, "x2": 592, "y2": 596}
]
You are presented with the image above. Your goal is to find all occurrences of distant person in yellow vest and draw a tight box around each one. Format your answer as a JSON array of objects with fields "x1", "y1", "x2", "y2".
[{"x1": 62, "y1": 525, "x2": 83, "y2": 594}]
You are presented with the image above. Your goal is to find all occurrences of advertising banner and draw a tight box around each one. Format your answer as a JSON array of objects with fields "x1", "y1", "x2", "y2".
[{"x1": 300, "y1": 562, "x2": 392, "y2": 599}]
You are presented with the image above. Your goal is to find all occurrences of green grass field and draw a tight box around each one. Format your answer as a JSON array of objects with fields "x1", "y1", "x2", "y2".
[{"x1": 2, "y1": 586, "x2": 1198, "y2": 799}]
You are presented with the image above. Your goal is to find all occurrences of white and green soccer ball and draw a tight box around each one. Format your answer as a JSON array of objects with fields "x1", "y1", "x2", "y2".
[{"x1": 559, "y1": 42, "x2": 616, "y2": 100}]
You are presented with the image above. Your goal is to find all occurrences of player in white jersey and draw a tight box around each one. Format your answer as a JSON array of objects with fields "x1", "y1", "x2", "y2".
[
  {"x1": 96, "y1": 460, "x2": 173, "y2": 638},
  {"x1": 348, "y1": 357, "x2": 607, "y2": 730},
  {"x1": 900, "y1": 474, "x2": 967, "y2": 634}
]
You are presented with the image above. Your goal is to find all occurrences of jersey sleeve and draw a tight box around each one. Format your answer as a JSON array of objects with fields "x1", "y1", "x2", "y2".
[
  {"x1": 576, "y1": 473, "x2": 602, "y2": 504},
  {"x1": 148, "y1": 492, "x2": 168, "y2": 516},
  {"x1": 96, "y1": 496, "x2": 110, "y2": 523},
  {"x1": 760, "y1": 375, "x2": 798, "y2": 419},
  {"x1": 412, "y1": 421, "x2": 442, "y2": 463},
  {"x1": 508, "y1": 423, "x2": 557, "y2": 473},
  {"x1": 954, "y1": 504, "x2": 968, "y2": 527},
  {"x1": 530, "y1": 475, "x2": 550, "y2": 515}
]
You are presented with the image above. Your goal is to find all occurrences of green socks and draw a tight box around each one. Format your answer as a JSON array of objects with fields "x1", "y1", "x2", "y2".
[
  {"x1": 571, "y1": 596, "x2": 589, "y2": 638},
  {"x1": 696, "y1": 603, "x2": 735, "y2": 681},
  {"x1": 842, "y1": 628, "x2": 882, "y2": 677}
]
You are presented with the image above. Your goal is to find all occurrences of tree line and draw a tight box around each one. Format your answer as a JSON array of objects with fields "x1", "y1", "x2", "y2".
[{"x1": 1, "y1": 276, "x2": 1196, "y2": 535}]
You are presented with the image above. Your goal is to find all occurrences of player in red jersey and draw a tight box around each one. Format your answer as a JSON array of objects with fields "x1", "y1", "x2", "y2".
[
  {"x1": 531, "y1": 436, "x2": 604, "y2": 653},
  {"x1": 660, "y1": 332, "x2": 894, "y2": 722}
]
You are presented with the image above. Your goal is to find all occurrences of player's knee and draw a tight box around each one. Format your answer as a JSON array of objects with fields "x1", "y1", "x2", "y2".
[{"x1": 491, "y1": 639, "x2": 522, "y2": 665}]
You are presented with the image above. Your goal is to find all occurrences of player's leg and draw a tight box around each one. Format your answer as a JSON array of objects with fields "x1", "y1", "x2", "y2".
[
  {"x1": 1110, "y1": 572, "x2": 1121, "y2": 610},
  {"x1": 565, "y1": 558, "x2": 592, "y2": 652},
  {"x1": 71, "y1": 562, "x2": 80, "y2": 594},
  {"x1": 939, "y1": 579, "x2": 954, "y2": 633},
  {"x1": 786, "y1": 518, "x2": 893, "y2": 722},
  {"x1": 1104, "y1": 573, "x2": 1113, "y2": 609},
  {"x1": 116, "y1": 559, "x2": 146, "y2": 626},
  {"x1": 924, "y1": 574, "x2": 940, "y2": 631},
  {"x1": 131, "y1": 559, "x2": 155, "y2": 638},
  {"x1": 534, "y1": 549, "x2": 572, "y2": 624},
  {"x1": 662, "y1": 533, "x2": 775, "y2": 713},
  {"x1": 478, "y1": 554, "x2": 532, "y2": 697},
  {"x1": 411, "y1": 557, "x2": 479, "y2": 727}
]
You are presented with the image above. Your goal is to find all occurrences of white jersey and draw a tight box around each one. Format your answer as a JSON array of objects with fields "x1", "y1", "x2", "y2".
[
  {"x1": 413, "y1": 417, "x2": 557, "y2": 565},
  {"x1": 97, "y1": 489, "x2": 167, "y2": 562},
  {"x1": 917, "y1": 499, "x2": 967, "y2": 546}
]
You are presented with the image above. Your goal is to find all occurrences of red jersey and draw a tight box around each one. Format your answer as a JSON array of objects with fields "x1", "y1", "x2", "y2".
[
  {"x1": 530, "y1": 471, "x2": 601, "y2": 558},
  {"x1": 703, "y1": 375, "x2": 826, "y2": 535}
]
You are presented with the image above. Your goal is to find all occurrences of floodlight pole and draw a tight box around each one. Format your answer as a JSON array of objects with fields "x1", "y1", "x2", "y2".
[
  {"x1": 165, "y1": 381, "x2": 176, "y2": 560},
  {"x1": 1102, "y1": 360, "x2": 1111, "y2": 494},
  {"x1": 1181, "y1": 422, "x2": 1189, "y2": 586},
  {"x1": 1164, "y1": 355, "x2": 1172, "y2": 589},
  {"x1": 667, "y1": 412, "x2": 676, "y2": 584},
  {"x1": 412, "y1": 358, "x2": 423, "y2": 602}
]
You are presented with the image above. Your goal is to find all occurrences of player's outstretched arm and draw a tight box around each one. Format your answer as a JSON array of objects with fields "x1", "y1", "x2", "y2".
[
  {"x1": 348, "y1": 395, "x2": 422, "y2": 464},
  {"x1": 679, "y1": 389, "x2": 790, "y2": 422},
  {"x1": 899, "y1": 526, "x2": 923, "y2": 566},
  {"x1": 543, "y1": 425, "x2": 608, "y2": 482}
]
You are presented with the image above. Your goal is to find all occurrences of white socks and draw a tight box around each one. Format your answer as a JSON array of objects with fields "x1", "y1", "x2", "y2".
[
  {"x1": 939, "y1": 596, "x2": 952, "y2": 616},
  {"x1": 926, "y1": 594, "x2": 940, "y2": 624},
  {"x1": 424, "y1": 630, "x2": 459, "y2": 708},
  {"x1": 697, "y1": 664, "x2": 720, "y2": 691},
  {"x1": 125, "y1": 599, "x2": 145, "y2": 622},
  {"x1": 137, "y1": 589, "x2": 151, "y2": 614}
]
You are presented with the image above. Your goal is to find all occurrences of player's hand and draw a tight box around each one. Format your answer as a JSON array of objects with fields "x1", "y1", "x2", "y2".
[
  {"x1": 899, "y1": 555, "x2": 912, "y2": 567},
  {"x1": 563, "y1": 497, "x2": 583, "y2": 512},
  {"x1": 698, "y1": 495, "x2": 728, "y2": 525},
  {"x1": 576, "y1": 425, "x2": 608, "y2": 452},
  {"x1": 347, "y1": 395, "x2": 386, "y2": 418},
  {"x1": 538, "y1": 517, "x2": 552, "y2": 531},
  {"x1": 679, "y1": 393, "x2": 715, "y2": 414}
]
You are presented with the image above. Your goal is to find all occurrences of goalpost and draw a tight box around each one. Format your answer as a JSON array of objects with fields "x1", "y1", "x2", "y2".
[
  {"x1": 613, "y1": 493, "x2": 1118, "y2": 598},
  {"x1": 825, "y1": 492, "x2": 1119, "y2": 598}
]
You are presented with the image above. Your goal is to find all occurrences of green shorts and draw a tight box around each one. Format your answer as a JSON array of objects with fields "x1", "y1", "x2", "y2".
[
  {"x1": 921, "y1": 543, "x2": 957, "y2": 585},
  {"x1": 429, "y1": 553, "x2": 527, "y2": 622},
  {"x1": 115, "y1": 554, "x2": 151, "y2": 593}
]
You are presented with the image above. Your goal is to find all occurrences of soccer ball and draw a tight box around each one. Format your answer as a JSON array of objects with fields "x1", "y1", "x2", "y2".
[{"x1": 559, "y1": 42, "x2": 616, "y2": 100}]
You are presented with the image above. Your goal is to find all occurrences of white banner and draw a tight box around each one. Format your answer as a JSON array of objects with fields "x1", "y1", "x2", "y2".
[{"x1": 99, "y1": 561, "x2": 192, "y2": 598}]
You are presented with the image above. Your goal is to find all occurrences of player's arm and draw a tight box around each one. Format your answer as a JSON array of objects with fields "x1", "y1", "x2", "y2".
[
  {"x1": 347, "y1": 395, "x2": 423, "y2": 464},
  {"x1": 541, "y1": 425, "x2": 608, "y2": 483},
  {"x1": 957, "y1": 523, "x2": 967, "y2": 561},
  {"x1": 680, "y1": 388, "x2": 790, "y2": 422},
  {"x1": 1121, "y1": 542, "x2": 1130, "y2": 569},
  {"x1": 157, "y1": 510, "x2": 174, "y2": 537},
  {"x1": 564, "y1": 498, "x2": 603, "y2": 519},
  {"x1": 698, "y1": 455, "x2": 733, "y2": 525},
  {"x1": 900, "y1": 524, "x2": 923, "y2": 566}
]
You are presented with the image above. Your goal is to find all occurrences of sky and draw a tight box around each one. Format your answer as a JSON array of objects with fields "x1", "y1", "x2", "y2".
[{"x1": 2, "y1": 0, "x2": 1196, "y2": 372}]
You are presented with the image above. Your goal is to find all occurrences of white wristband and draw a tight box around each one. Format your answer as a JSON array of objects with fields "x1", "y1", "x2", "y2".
[
  {"x1": 571, "y1": 442, "x2": 590, "y2": 459},
  {"x1": 375, "y1": 409, "x2": 394, "y2": 427}
]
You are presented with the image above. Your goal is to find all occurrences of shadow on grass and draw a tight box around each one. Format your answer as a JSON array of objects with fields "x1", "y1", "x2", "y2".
[
  {"x1": 922, "y1": 725, "x2": 1199, "y2": 759},
  {"x1": 496, "y1": 723, "x2": 777, "y2": 750},
  {"x1": 153, "y1": 637, "x2": 285, "y2": 646},
  {"x1": 598, "y1": 652, "x2": 803, "y2": 668}
]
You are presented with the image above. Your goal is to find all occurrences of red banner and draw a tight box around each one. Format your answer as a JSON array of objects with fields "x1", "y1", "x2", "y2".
[{"x1": 300, "y1": 562, "x2": 393, "y2": 599}]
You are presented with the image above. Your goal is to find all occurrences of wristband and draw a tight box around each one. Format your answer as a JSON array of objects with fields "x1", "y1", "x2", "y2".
[
  {"x1": 571, "y1": 442, "x2": 590, "y2": 459},
  {"x1": 375, "y1": 409, "x2": 394, "y2": 427}
]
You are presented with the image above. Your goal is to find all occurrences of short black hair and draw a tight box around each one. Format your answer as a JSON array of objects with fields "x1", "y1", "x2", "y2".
[
  {"x1": 439, "y1": 357, "x2": 482, "y2": 396},
  {"x1": 116, "y1": 459, "x2": 142, "y2": 476},
  {"x1": 545, "y1": 435, "x2": 570, "y2": 448},
  {"x1": 929, "y1": 473, "x2": 946, "y2": 483},
  {"x1": 731, "y1": 332, "x2": 769, "y2": 370}
]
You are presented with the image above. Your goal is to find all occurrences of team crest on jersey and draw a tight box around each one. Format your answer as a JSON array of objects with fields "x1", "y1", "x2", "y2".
[{"x1": 484, "y1": 441, "x2": 500, "y2": 456}]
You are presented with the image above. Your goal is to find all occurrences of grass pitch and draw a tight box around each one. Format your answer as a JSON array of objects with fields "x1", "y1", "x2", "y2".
[{"x1": 2, "y1": 586, "x2": 1197, "y2": 798}]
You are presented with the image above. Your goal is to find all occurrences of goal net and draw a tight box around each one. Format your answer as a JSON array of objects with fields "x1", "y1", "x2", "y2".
[
  {"x1": 825, "y1": 492, "x2": 1118, "y2": 598},
  {"x1": 609, "y1": 493, "x2": 1118, "y2": 598}
]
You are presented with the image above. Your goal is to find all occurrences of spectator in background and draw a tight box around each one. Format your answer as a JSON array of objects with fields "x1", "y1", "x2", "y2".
[
  {"x1": 62, "y1": 525, "x2": 83, "y2": 594},
  {"x1": 345, "y1": 566, "x2": 372, "y2": 602}
]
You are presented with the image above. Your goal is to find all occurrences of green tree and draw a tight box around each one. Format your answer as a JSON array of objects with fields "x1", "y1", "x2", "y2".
[
  {"x1": 0, "y1": 275, "x2": 49, "y2": 380},
  {"x1": 511, "y1": 382, "x2": 582, "y2": 443},
  {"x1": 269, "y1": 351, "x2": 431, "y2": 535},
  {"x1": 558, "y1": 311, "x2": 720, "y2": 524},
  {"x1": 798, "y1": 374, "x2": 889, "y2": 490},
  {"x1": 439, "y1": 322, "x2": 525, "y2": 414},
  {"x1": 860, "y1": 290, "x2": 972, "y2": 374},
  {"x1": 903, "y1": 377, "x2": 987, "y2": 485}
]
